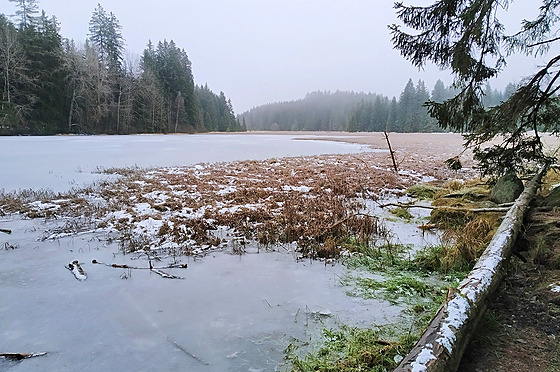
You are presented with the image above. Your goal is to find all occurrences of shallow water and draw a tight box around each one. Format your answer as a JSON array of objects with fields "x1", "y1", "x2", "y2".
[
  {"x1": 0, "y1": 217, "x2": 401, "y2": 372},
  {"x1": 0, "y1": 134, "x2": 370, "y2": 192}
]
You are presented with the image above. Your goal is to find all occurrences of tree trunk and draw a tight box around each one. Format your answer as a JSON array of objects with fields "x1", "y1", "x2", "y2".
[
  {"x1": 116, "y1": 88, "x2": 122, "y2": 134},
  {"x1": 395, "y1": 166, "x2": 548, "y2": 372},
  {"x1": 68, "y1": 88, "x2": 75, "y2": 132}
]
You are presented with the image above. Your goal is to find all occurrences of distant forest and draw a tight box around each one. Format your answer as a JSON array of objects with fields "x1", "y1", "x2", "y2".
[
  {"x1": 241, "y1": 80, "x2": 517, "y2": 132},
  {"x1": 0, "y1": 2, "x2": 244, "y2": 135}
]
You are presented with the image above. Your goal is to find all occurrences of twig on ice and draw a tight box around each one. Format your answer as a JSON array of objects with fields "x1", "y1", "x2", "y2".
[
  {"x1": 0, "y1": 352, "x2": 48, "y2": 360},
  {"x1": 66, "y1": 260, "x2": 87, "y2": 281},
  {"x1": 378, "y1": 202, "x2": 510, "y2": 213},
  {"x1": 167, "y1": 337, "x2": 208, "y2": 365},
  {"x1": 92, "y1": 259, "x2": 186, "y2": 279}
]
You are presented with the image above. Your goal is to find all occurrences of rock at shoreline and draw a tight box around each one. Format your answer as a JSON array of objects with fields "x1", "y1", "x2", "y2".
[{"x1": 490, "y1": 174, "x2": 524, "y2": 204}]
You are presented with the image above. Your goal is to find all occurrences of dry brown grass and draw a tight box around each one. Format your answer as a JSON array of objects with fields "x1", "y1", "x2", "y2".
[
  {"x1": 0, "y1": 151, "x2": 474, "y2": 259},
  {"x1": 440, "y1": 213, "x2": 501, "y2": 263}
]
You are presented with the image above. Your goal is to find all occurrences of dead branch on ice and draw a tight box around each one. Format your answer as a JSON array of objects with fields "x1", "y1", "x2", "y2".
[
  {"x1": 91, "y1": 259, "x2": 186, "y2": 279},
  {"x1": 0, "y1": 228, "x2": 11, "y2": 234},
  {"x1": 66, "y1": 260, "x2": 87, "y2": 281},
  {"x1": 167, "y1": 337, "x2": 209, "y2": 365},
  {"x1": 395, "y1": 166, "x2": 548, "y2": 372},
  {"x1": 378, "y1": 202, "x2": 511, "y2": 213},
  {"x1": 384, "y1": 131, "x2": 399, "y2": 173},
  {"x1": 0, "y1": 352, "x2": 48, "y2": 360},
  {"x1": 91, "y1": 259, "x2": 187, "y2": 270},
  {"x1": 150, "y1": 268, "x2": 184, "y2": 279}
]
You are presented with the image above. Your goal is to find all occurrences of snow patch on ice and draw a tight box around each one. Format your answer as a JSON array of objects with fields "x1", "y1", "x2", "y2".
[
  {"x1": 29, "y1": 201, "x2": 60, "y2": 211},
  {"x1": 421, "y1": 175, "x2": 436, "y2": 183},
  {"x1": 219, "y1": 204, "x2": 262, "y2": 214},
  {"x1": 217, "y1": 185, "x2": 237, "y2": 196},
  {"x1": 133, "y1": 217, "x2": 163, "y2": 236},
  {"x1": 109, "y1": 210, "x2": 132, "y2": 221},
  {"x1": 134, "y1": 203, "x2": 155, "y2": 216},
  {"x1": 144, "y1": 191, "x2": 169, "y2": 203}
]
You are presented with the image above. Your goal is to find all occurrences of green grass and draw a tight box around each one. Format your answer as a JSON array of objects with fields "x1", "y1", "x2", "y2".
[
  {"x1": 413, "y1": 244, "x2": 473, "y2": 276},
  {"x1": 405, "y1": 184, "x2": 441, "y2": 200},
  {"x1": 343, "y1": 242, "x2": 415, "y2": 273},
  {"x1": 390, "y1": 207, "x2": 414, "y2": 220},
  {"x1": 286, "y1": 326, "x2": 418, "y2": 372},
  {"x1": 346, "y1": 275, "x2": 431, "y2": 302}
]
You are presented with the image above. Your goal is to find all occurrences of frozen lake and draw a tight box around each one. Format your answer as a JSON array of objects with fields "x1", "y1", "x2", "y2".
[
  {"x1": 1, "y1": 218, "x2": 402, "y2": 372},
  {"x1": 1, "y1": 134, "x2": 407, "y2": 371},
  {"x1": 0, "y1": 134, "x2": 370, "y2": 192}
]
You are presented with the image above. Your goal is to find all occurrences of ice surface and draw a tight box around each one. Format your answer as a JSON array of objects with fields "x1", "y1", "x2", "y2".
[
  {"x1": 0, "y1": 134, "x2": 370, "y2": 192},
  {"x1": 0, "y1": 217, "x2": 401, "y2": 371}
]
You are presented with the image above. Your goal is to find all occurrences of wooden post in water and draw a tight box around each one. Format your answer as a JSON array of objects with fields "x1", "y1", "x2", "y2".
[{"x1": 384, "y1": 131, "x2": 398, "y2": 173}]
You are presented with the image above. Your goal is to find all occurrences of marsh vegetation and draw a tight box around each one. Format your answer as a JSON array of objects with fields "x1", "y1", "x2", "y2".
[{"x1": 0, "y1": 134, "x2": 513, "y2": 370}]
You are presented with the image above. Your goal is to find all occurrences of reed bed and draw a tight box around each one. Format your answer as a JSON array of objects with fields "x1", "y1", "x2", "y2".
[{"x1": 0, "y1": 151, "x2": 473, "y2": 258}]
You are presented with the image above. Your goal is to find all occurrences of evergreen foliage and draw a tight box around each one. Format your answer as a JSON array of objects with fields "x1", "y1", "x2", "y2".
[
  {"x1": 241, "y1": 79, "x2": 508, "y2": 132},
  {"x1": 0, "y1": 3, "x2": 242, "y2": 135},
  {"x1": 390, "y1": 0, "x2": 560, "y2": 175}
]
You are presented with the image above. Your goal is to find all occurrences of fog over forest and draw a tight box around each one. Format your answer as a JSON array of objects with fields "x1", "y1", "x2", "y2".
[{"x1": 241, "y1": 80, "x2": 516, "y2": 132}]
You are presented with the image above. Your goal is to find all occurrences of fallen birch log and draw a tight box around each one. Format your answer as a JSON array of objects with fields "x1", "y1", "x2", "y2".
[{"x1": 395, "y1": 166, "x2": 548, "y2": 372}]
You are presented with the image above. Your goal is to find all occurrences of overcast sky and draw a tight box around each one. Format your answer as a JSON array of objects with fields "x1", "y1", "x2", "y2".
[{"x1": 0, "y1": 1, "x2": 553, "y2": 113}]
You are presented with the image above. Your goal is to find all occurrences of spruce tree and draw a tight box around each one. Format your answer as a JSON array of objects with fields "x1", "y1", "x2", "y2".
[
  {"x1": 88, "y1": 4, "x2": 124, "y2": 74},
  {"x1": 9, "y1": 0, "x2": 39, "y2": 29},
  {"x1": 390, "y1": 0, "x2": 560, "y2": 175}
]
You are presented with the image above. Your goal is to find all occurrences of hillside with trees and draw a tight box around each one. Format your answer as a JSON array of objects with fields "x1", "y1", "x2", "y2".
[
  {"x1": 0, "y1": 1, "x2": 242, "y2": 135},
  {"x1": 241, "y1": 80, "x2": 513, "y2": 132}
]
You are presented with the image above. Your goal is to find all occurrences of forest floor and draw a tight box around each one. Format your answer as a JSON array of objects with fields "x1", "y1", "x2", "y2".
[{"x1": 457, "y1": 206, "x2": 560, "y2": 372}]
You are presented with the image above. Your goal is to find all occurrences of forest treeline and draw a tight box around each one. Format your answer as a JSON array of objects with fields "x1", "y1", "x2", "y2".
[
  {"x1": 241, "y1": 79, "x2": 516, "y2": 132},
  {"x1": 0, "y1": 1, "x2": 244, "y2": 135}
]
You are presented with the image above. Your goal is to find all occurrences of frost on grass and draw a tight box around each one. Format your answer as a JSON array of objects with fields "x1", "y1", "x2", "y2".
[{"x1": 0, "y1": 152, "x2": 464, "y2": 259}]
